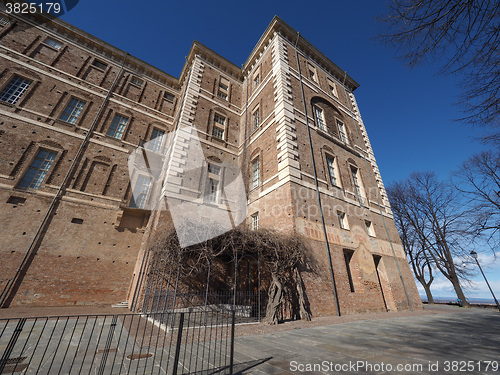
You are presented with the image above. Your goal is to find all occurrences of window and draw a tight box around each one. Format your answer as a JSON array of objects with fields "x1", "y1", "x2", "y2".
[
  {"x1": 313, "y1": 106, "x2": 326, "y2": 131},
  {"x1": 251, "y1": 213, "x2": 259, "y2": 231},
  {"x1": 308, "y1": 63, "x2": 318, "y2": 83},
  {"x1": 44, "y1": 37, "x2": 62, "y2": 50},
  {"x1": 252, "y1": 107, "x2": 260, "y2": 130},
  {"x1": 0, "y1": 16, "x2": 10, "y2": 27},
  {"x1": 92, "y1": 60, "x2": 107, "y2": 70},
  {"x1": 337, "y1": 211, "x2": 348, "y2": 230},
  {"x1": 130, "y1": 76, "x2": 144, "y2": 87},
  {"x1": 326, "y1": 155, "x2": 338, "y2": 186},
  {"x1": 366, "y1": 220, "x2": 375, "y2": 237},
  {"x1": 107, "y1": 114, "x2": 128, "y2": 140},
  {"x1": 129, "y1": 175, "x2": 152, "y2": 209},
  {"x1": 206, "y1": 163, "x2": 221, "y2": 203},
  {"x1": 212, "y1": 113, "x2": 226, "y2": 140},
  {"x1": 18, "y1": 149, "x2": 57, "y2": 189},
  {"x1": 0, "y1": 76, "x2": 32, "y2": 105},
  {"x1": 337, "y1": 120, "x2": 348, "y2": 144},
  {"x1": 251, "y1": 158, "x2": 260, "y2": 190},
  {"x1": 163, "y1": 92, "x2": 175, "y2": 101},
  {"x1": 59, "y1": 98, "x2": 86, "y2": 124},
  {"x1": 350, "y1": 166, "x2": 365, "y2": 205},
  {"x1": 253, "y1": 74, "x2": 260, "y2": 88},
  {"x1": 343, "y1": 250, "x2": 355, "y2": 292},
  {"x1": 147, "y1": 128, "x2": 165, "y2": 153},
  {"x1": 207, "y1": 179, "x2": 219, "y2": 202},
  {"x1": 328, "y1": 79, "x2": 338, "y2": 98},
  {"x1": 217, "y1": 77, "x2": 229, "y2": 100}
]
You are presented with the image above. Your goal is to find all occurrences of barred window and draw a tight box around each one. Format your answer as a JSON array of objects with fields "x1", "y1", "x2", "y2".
[
  {"x1": 252, "y1": 108, "x2": 260, "y2": 130},
  {"x1": 217, "y1": 77, "x2": 229, "y2": 100},
  {"x1": 131, "y1": 76, "x2": 144, "y2": 87},
  {"x1": 59, "y1": 98, "x2": 86, "y2": 124},
  {"x1": 92, "y1": 60, "x2": 108, "y2": 70},
  {"x1": 18, "y1": 149, "x2": 57, "y2": 190},
  {"x1": 107, "y1": 114, "x2": 128, "y2": 139},
  {"x1": 0, "y1": 76, "x2": 32, "y2": 105}
]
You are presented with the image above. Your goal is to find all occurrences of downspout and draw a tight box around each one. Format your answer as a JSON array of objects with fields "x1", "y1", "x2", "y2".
[
  {"x1": 294, "y1": 32, "x2": 341, "y2": 316},
  {"x1": 340, "y1": 72, "x2": 413, "y2": 311},
  {"x1": 0, "y1": 51, "x2": 130, "y2": 308}
]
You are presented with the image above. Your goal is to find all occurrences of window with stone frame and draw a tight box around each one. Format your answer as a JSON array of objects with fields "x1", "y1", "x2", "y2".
[
  {"x1": 337, "y1": 211, "x2": 349, "y2": 230},
  {"x1": 217, "y1": 77, "x2": 229, "y2": 100},
  {"x1": 328, "y1": 79, "x2": 338, "y2": 98},
  {"x1": 129, "y1": 174, "x2": 152, "y2": 209},
  {"x1": 308, "y1": 63, "x2": 318, "y2": 83},
  {"x1": 206, "y1": 162, "x2": 221, "y2": 203},
  {"x1": 251, "y1": 212, "x2": 259, "y2": 231},
  {"x1": 325, "y1": 155, "x2": 340, "y2": 187},
  {"x1": 147, "y1": 128, "x2": 165, "y2": 152},
  {"x1": 212, "y1": 113, "x2": 226, "y2": 140},
  {"x1": 251, "y1": 158, "x2": 260, "y2": 190},
  {"x1": 18, "y1": 149, "x2": 57, "y2": 190},
  {"x1": 107, "y1": 114, "x2": 128, "y2": 140},
  {"x1": 59, "y1": 98, "x2": 86, "y2": 124},
  {"x1": 313, "y1": 105, "x2": 326, "y2": 131},
  {"x1": 337, "y1": 120, "x2": 348, "y2": 144},
  {"x1": 350, "y1": 166, "x2": 366, "y2": 205},
  {"x1": 0, "y1": 76, "x2": 32, "y2": 105},
  {"x1": 252, "y1": 107, "x2": 260, "y2": 131}
]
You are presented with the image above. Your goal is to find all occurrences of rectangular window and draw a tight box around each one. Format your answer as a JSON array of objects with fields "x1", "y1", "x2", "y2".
[
  {"x1": 251, "y1": 158, "x2": 260, "y2": 190},
  {"x1": 147, "y1": 128, "x2": 165, "y2": 153},
  {"x1": 337, "y1": 120, "x2": 348, "y2": 144},
  {"x1": 366, "y1": 220, "x2": 375, "y2": 237},
  {"x1": 107, "y1": 114, "x2": 128, "y2": 139},
  {"x1": 92, "y1": 60, "x2": 108, "y2": 70},
  {"x1": 308, "y1": 63, "x2": 318, "y2": 83},
  {"x1": 0, "y1": 16, "x2": 10, "y2": 27},
  {"x1": 252, "y1": 108, "x2": 260, "y2": 130},
  {"x1": 214, "y1": 113, "x2": 225, "y2": 125},
  {"x1": 212, "y1": 126, "x2": 224, "y2": 140},
  {"x1": 337, "y1": 211, "x2": 348, "y2": 230},
  {"x1": 350, "y1": 166, "x2": 365, "y2": 205},
  {"x1": 344, "y1": 250, "x2": 355, "y2": 292},
  {"x1": 328, "y1": 79, "x2": 338, "y2": 98},
  {"x1": 217, "y1": 77, "x2": 229, "y2": 100},
  {"x1": 129, "y1": 175, "x2": 152, "y2": 209},
  {"x1": 59, "y1": 98, "x2": 86, "y2": 124},
  {"x1": 130, "y1": 76, "x2": 144, "y2": 87},
  {"x1": 251, "y1": 213, "x2": 259, "y2": 231},
  {"x1": 18, "y1": 149, "x2": 57, "y2": 189},
  {"x1": 253, "y1": 74, "x2": 260, "y2": 88},
  {"x1": 208, "y1": 163, "x2": 221, "y2": 175},
  {"x1": 44, "y1": 37, "x2": 63, "y2": 50},
  {"x1": 0, "y1": 76, "x2": 32, "y2": 105},
  {"x1": 313, "y1": 106, "x2": 326, "y2": 131},
  {"x1": 326, "y1": 156, "x2": 338, "y2": 186},
  {"x1": 163, "y1": 92, "x2": 175, "y2": 101},
  {"x1": 207, "y1": 178, "x2": 219, "y2": 202}
]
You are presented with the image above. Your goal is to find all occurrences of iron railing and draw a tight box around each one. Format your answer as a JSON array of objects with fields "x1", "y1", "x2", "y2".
[{"x1": 0, "y1": 310, "x2": 235, "y2": 375}]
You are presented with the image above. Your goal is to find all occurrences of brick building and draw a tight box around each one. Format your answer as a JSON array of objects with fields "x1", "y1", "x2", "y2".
[{"x1": 0, "y1": 7, "x2": 422, "y2": 315}]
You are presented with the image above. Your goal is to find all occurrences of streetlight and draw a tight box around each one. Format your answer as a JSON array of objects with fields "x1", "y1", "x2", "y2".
[{"x1": 470, "y1": 251, "x2": 500, "y2": 312}]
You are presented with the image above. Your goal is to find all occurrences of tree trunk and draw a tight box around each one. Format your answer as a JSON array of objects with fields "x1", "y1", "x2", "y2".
[
  {"x1": 422, "y1": 283, "x2": 434, "y2": 304},
  {"x1": 450, "y1": 278, "x2": 469, "y2": 307},
  {"x1": 264, "y1": 274, "x2": 283, "y2": 325},
  {"x1": 294, "y1": 268, "x2": 311, "y2": 321}
]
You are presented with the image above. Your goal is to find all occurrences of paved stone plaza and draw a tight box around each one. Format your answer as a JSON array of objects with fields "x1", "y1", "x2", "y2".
[{"x1": 232, "y1": 305, "x2": 500, "y2": 375}]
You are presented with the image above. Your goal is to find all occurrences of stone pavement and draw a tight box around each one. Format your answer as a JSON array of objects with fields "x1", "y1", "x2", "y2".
[{"x1": 231, "y1": 305, "x2": 500, "y2": 375}]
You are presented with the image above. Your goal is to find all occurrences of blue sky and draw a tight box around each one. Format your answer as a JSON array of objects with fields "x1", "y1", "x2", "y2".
[{"x1": 58, "y1": 0, "x2": 498, "y2": 301}]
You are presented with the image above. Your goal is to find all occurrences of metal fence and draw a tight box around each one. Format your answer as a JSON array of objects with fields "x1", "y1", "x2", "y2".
[
  {"x1": 142, "y1": 291, "x2": 267, "y2": 324},
  {"x1": 0, "y1": 310, "x2": 235, "y2": 375}
]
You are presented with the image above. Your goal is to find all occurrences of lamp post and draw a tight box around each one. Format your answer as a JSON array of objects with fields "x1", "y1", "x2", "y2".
[{"x1": 470, "y1": 251, "x2": 500, "y2": 312}]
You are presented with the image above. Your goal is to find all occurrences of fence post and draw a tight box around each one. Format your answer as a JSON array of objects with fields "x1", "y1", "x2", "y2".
[
  {"x1": 0, "y1": 318, "x2": 26, "y2": 373},
  {"x1": 172, "y1": 312, "x2": 185, "y2": 375},
  {"x1": 229, "y1": 309, "x2": 235, "y2": 375}
]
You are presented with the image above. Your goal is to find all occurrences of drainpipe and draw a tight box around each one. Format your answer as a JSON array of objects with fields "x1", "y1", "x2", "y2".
[{"x1": 294, "y1": 32, "x2": 341, "y2": 316}]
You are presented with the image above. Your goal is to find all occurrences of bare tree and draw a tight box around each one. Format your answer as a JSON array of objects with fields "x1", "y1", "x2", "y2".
[
  {"x1": 378, "y1": 0, "x2": 500, "y2": 132},
  {"x1": 388, "y1": 172, "x2": 473, "y2": 305},
  {"x1": 454, "y1": 150, "x2": 500, "y2": 249},
  {"x1": 388, "y1": 182, "x2": 435, "y2": 304}
]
